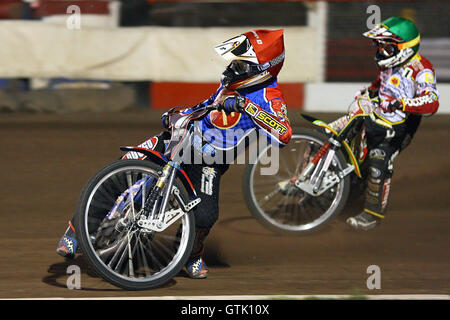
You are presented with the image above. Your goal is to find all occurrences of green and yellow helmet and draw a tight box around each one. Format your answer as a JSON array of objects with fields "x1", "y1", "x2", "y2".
[{"x1": 363, "y1": 17, "x2": 420, "y2": 68}]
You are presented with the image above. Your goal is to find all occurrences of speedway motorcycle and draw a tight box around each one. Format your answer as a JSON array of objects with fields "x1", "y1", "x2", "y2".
[
  {"x1": 74, "y1": 104, "x2": 218, "y2": 290},
  {"x1": 243, "y1": 93, "x2": 394, "y2": 234}
]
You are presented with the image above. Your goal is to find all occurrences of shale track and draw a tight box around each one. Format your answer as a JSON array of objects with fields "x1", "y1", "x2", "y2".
[{"x1": 0, "y1": 110, "x2": 448, "y2": 298}]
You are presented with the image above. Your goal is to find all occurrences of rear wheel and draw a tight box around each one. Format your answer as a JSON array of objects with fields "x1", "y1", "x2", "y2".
[
  {"x1": 243, "y1": 128, "x2": 350, "y2": 234},
  {"x1": 74, "y1": 159, "x2": 195, "y2": 290}
]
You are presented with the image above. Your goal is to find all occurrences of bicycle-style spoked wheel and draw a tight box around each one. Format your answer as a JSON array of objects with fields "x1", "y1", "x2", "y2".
[
  {"x1": 74, "y1": 159, "x2": 195, "y2": 290},
  {"x1": 243, "y1": 128, "x2": 350, "y2": 234}
]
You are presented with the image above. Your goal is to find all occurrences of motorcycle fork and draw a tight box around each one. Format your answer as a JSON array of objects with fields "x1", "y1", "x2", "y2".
[
  {"x1": 299, "y1": 118, "x2": 363, "y2": 192},
  {"x1": 157, "y1": 161, "x2": 179, "y2": 219},
  {"x1": 299, "y1": 134, "x2": 343, "y2": 183},
  {"x1": 311, "y1": 141, "x2": 340, "y2": 193},
  {"x1": 144, "y1": 161, "x2": 179, "y2": 220},
  {"x1": 299, "y1": 141, "x2": 333, "y2": 182}
]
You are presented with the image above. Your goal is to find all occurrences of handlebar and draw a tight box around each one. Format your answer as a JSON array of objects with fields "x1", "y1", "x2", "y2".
[{"x1": 206, "y1": 104, "x2": 220, "y2": 111}]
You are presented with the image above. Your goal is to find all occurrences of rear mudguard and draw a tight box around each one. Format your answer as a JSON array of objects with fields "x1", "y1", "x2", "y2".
[
  {"x1": 300, "y1": 114, "x2": 362, "y2": 178},
  {"x1": 119, "y1": 146, "x2": 197, "y2": 199}
]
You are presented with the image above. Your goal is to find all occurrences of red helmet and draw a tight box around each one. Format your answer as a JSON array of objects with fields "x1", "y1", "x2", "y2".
[{"x1": 214, "y1": 29, "x2": 285, "y2": 89}]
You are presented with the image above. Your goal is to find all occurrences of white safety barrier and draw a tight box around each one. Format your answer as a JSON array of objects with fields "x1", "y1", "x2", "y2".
[{"x1": 0, "y1": 21, "x2": 319, "y2": 83}]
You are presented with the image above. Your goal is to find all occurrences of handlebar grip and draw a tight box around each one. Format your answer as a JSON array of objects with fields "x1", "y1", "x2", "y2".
[{"x1": 208, "y1": 103, "x2": 222, "y2": 111}]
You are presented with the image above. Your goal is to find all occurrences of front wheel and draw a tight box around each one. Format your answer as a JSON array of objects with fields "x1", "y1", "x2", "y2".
[
  {"x1": 74, "y1": 159, "x2": 195, "y2": 290},
  {"x1": 243, "y1": 128, "x2": 350, "y2": 235}
]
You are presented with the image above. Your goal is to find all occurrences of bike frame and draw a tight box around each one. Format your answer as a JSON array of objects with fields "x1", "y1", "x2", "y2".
[
  {"x1": 296, "y1": 96, "x2": 394, "y2": 196},
  {"x1": 303, "y1": 114, "x2": 365, "y2": 178},
  {"x1": 118, "y1": 105, "x2": 216, "y2": 232}
]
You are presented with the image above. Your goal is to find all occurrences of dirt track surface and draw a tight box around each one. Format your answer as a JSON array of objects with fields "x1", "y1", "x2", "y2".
[{"x1": 0, "y1": 110, "x2": 449, "y2": 299}]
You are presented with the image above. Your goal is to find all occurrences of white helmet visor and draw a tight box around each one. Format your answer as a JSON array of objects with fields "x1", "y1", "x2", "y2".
[{"x1": 214, "y1": 35, "x2": 259, "y2": 64}]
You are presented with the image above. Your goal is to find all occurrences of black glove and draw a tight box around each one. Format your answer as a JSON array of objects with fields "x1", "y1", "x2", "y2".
[
  {"x1": 218, "y1": 96, "x2": 245, "y2": 114},
  {"x1": 381, "y1": 99, "x2": 402, "y2": 113},
  {"x1": 368, "y1": 87, "x2": 379, "y2": 99}
]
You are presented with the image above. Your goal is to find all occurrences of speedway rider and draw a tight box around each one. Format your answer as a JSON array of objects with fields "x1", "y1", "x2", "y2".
[
  {"x1": 341, "y1": 17, "x2": 439, "y2": 230},
  {"x1": 57, "y1": 29, "x2": 293, "y2": 278}
]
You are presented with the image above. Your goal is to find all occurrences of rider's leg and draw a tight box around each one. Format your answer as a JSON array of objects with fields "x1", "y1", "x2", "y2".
[
  {"x1": 347, "y1": 143, "x2": 397, "y2": 230},
  {"x1": 182, "y1": 163, "x2": 230, "y2": 278},
  {"x1": 347, "y1": 121, "x2": 407, "y2": 230},
  {"x1": 56, "y1": 131, "x2": 170, "y2": 258}
]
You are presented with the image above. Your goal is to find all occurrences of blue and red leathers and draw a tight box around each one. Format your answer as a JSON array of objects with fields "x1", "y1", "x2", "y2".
[{"x1": 187, "y1": 77, "x2": 292, "y2": 152}]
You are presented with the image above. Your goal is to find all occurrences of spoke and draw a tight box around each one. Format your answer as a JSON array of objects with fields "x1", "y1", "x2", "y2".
[
  {"x1": 126, "y1": 171, "x2": 137, "y2": 221},
  {"x1": 131, "y1": 171, "x2": 140, "y2": 186},
  {"x1": 142, "y1": 174, "x2": 149, "y2": 209},
  {"x1": 308, "y1": 199, "x2": 324, "y2": 219},
  {"x1": 90, "y1": 200, "x2": 115, "y2": 212},
  {"x1": 152, "y1": 238, "x2": 175, "y2": 265},
  {"x1": 292, "y1": 194, "x2": 302, "y2": 225},
  {"x1": 97, "y1": 240, "x2": 122, "y2": 262},
  {"x1": 293, "y1": 141, "x2": 316, "y2": 177},
  {"x1": 253, "y1": 163, "x2": 290, "y2": 181},
  {"x1": 112, "y1": 229, "x2": 139, "y2": 276},
  {"x1": 157, "y1": 233, "x2": 180, "y2": 242},
  {"x1": 312, "y1": 197, "x2": 331, "y2": 212},
  {"x1": 136, "y1": 234, "x2": 152, "y2": 277},
  {"x1": 295, "y1": 141, "x2": 311, "y2": 164},
  {"x1": 101, "y1": 179, "x2": 124, "y2": 203},
  {"x1": 127, "y1": 231, "x2": 135, "y2": 278},
  {"x1": 285, "y1": 198, "x2": 298, "y2": 226},
  {"x1": 107, "y1": 237, "x2": 128, "y2": 272},
  {"x1": 278, "y1": 152, "x2": 293, "y2": 176},
  {"x1": 276, "y1": 186, "x2": 293, "y2": 212},
  {"x1": 252, "y1": 177, "x2": 289, "y2": 202},
  {"x1": 305, "y1": 197, "x2": 318, "y2": 223},
  {"x1": 142, "y1": 235, "x2": 164, "y2": 271},
  {"x1": 111, "y1": 174, "x2": 127, "y2": 194},
  {"x1": 96, "y1": 184, "x2": 118, "y2": 204},
  {"x1": 280, "y1": 191, "x2": 295, "y2": 224},
  {"x1": 257, "y1": 188, "x2": 280, "y2": 205}
]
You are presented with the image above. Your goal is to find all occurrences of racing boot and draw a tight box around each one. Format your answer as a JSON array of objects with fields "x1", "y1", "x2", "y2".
[
  {"x1": 185, "y1": 228, "x2": 210, "y2": 279},
  {"x1": 347, "y1": 151, "x2": 393, "y2": 231},
  {"x1": 185, "y1": 255, "x2": 209, "y2": 279},
  {"x1": 56, "y1": 221, "x2": 78, "y2": 259},
  {"x1": 346, "y1": 210, "x2": 382, "y2": 231}
]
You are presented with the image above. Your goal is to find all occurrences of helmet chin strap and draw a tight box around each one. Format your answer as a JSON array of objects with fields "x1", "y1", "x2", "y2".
[{"x1": 223, "y1": 71, "x2": 272, "y2": 90}]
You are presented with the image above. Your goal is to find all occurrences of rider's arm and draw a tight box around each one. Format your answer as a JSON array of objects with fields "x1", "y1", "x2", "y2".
[
  {"x1": 193, "y1": 86, "x2": 224, "y2": 109},
  {"x1": 242, "y1": 96, "x2": 292, "y2": 145},
  {"x1": 401, "y1": 69, "x2": 439, "y2": 116}
]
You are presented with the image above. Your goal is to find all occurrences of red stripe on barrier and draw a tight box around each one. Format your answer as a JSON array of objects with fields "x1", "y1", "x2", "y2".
[
  {"x1": 150, "y1": 82, "x2": 304, "y2": 110},
  {"x1": 278, "y1": 83, "x2": 304, "y2": 109},
  {"x1": 35, "y1": 0, "x2": 110, "y2": 17},
  {"x1": 150, "y1": 82, "x2": 219, "y2": 110},
  {"x1": 0, "y1": 0, "x2": 22, "y2": 19}
]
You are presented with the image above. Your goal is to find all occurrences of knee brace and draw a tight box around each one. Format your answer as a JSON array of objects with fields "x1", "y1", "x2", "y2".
[
  {"x1": 184, "y1": 164, "x2": 222, "y2": 229},
  {"x1": 364, "y1": 146, "x2": 397, "y2": 216}
]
